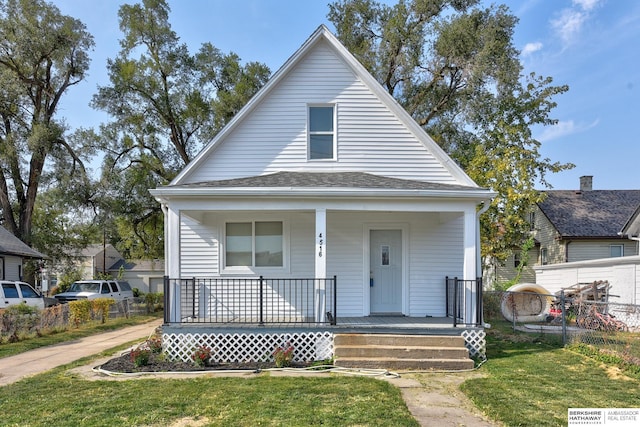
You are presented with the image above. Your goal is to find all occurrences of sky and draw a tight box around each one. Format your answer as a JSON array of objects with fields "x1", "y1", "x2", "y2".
[{"x1": 51, "y1": 0, "x2": 640, "y2": 191}]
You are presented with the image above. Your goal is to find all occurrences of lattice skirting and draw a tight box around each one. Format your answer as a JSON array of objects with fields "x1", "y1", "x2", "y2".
[
  {"x1": 163, "y1": 331, "x2": 334, "y2": 363},
  {"x1": 461, "y1": 329, "x2": 486, "y2": 359},
  {"x1": 162, "y1": 328, "x2": 485, "y2": 363}
]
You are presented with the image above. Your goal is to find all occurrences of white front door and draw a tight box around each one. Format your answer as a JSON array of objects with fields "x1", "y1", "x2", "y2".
[{"x1": 370, "y1": 229, "x2": 402, "y2": 314}]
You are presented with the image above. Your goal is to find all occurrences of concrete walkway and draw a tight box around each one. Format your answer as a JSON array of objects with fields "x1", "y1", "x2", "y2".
[
  {"x1": 0, "y1": 319, "x2": 497, "y2": 426},
  {"x1": 0, "y1": 318, "x2": 163, "y2": 386}
]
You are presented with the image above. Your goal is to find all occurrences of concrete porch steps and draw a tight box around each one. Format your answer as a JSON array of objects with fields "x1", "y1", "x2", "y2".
[{"x1": 333, "y1": 333, "x2": 474, "y2": 371}]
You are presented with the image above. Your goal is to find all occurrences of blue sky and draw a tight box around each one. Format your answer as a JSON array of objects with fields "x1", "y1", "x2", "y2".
[{"x1": 53, "y1": 0, "x2": 640, "y2": 190}]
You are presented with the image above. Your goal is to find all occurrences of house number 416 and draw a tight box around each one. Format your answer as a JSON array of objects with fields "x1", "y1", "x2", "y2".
[{"x1": 318, "y1": 233, "x2": 323, "y2": 257}]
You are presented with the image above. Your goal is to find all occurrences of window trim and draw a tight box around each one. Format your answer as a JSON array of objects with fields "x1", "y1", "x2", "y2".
[
  {"x1": 540, "y1": 248, "x2": 548, "y2": 265},
  {"x1": 222, "y1": 220, "x2": 288, "y2": 274},
  {"x1": 307, "y1": 104, "x2": 336, "y2": 161},
  {"x1": 610, "y1": 244, "x2": 624, "y2": 257}
]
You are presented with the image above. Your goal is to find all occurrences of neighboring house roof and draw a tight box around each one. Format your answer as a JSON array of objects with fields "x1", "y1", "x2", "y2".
[
  {"x1": 0, "y1": 226, "x2": 46, "y2": 259},
  {"x1": 109, "y1": 259, "x2": 164, "y2": 272},
  {"x1": 170, "y1": 25, "x2": 478, "y2": 188},
  {"x1": 538, "y1": 190, "x2": 640, "y2": 238}
]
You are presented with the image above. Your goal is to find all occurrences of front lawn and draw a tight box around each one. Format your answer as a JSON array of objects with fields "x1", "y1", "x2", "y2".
[
  {"x1": 461, "y1": 321, "x2": 640, "y2": 426},
  {"x1": 0, "y1": 369, "x2": 418, "y2": 426}
]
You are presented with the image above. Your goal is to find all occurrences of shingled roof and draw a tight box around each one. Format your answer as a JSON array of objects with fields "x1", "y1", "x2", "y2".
[
  {"x1": 538, "y1": 190, "x2": 640, "y2": 238},
  {"x1": 0, "y1": 226, "x2": 46, "y2": 258},
  {"x1": 176, "y1": 171, "x2": 480, "y2": 192}
]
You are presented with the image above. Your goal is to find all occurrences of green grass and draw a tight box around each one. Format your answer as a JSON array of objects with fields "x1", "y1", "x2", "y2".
[
  {"x1": 0, "y1": 314, "x2": 160, "y2": 359},
  {"x1": 461, "y1": 320, "x2": 640, "y2": 426},
  {"x1": 0, "y1": 367, "x2": 418, "y2": 426}
]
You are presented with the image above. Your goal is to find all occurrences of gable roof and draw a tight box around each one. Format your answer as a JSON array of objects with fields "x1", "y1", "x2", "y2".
[
  {"x1": 538, "y1": 190, "x2": 640, "y2": 238},
  {"x1": 0, "y1": 226, "x2": 46, "y2": 258},
  {"x1": 170, "y1": 25, "x2": 476, "y2": 188}
]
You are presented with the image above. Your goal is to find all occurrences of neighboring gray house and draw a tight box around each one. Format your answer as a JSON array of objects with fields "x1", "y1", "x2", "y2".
[
  {"x1": 109, "y1": 259, "x2": 165, "y2": 293},
  {"x1": 68, "y1": 244, "x2": 123, "y2": 280},
  {"x1": 0, "y1": 226, "x2": 46, "y2": 282},
  {"x1": 490, "y1": 176, "x2": 640, "y2": 286}
]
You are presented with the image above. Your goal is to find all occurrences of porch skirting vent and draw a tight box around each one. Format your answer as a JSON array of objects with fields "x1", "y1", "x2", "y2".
[{"x1": 162, "y1": 331, "x2": 334, "y2": 363}]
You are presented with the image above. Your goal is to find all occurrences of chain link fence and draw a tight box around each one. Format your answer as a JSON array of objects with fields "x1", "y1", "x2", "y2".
[
  {"x1": 1, "y1": 297, "x2": 161, "y2": 342},
  {"x1": 484, "y1": 289, "x2": 640, "y2": 366}
]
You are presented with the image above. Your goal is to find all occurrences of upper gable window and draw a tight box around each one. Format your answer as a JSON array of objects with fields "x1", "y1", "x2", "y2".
[{"x1": 308, "y1": 105, "x2": 335, "y2": 160}]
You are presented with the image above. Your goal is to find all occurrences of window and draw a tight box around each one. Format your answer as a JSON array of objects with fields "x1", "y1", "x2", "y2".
[
  {"x1": 540, "y1": 248, "x2": 548, "y2": 265},
  {"x1": 528, "y1": 212, "x2": 535, "y2": 231},
  {"x1": 226, "y1": 221, "x2": 283, "y2": 268},
  {"x1": 308, "y1": 105, "x2": 335, "y2": 160},
  {"x1": 610, "y1": 245, "x2": 624, "y2": 257},
  {"x1": 19, "y1": 283, "x2": 39, "y2": 298},
  {"x1": 2, "y1": 283, "x2": 18, "y2": 298}
]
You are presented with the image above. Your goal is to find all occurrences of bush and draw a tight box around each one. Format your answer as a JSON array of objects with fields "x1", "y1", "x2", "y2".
[
  {"x1": 191, "y1": 344, "x2": 212, "y2": 367},
  {"x1": 130, "y1": 347, "x2": 151, "y2": 367},
  {"x1": 0, "y1": 304, "x2": 41, "y2": 343},
  {"x1": 144, "y1": 293, "x2": 163, "y2": 313},
  {"x1": 68, "y1": 300, "x2": 92, "y2": 327},
  {"x1": 91, "y1": 298, "x2": 115, "y2": 323},
  {"x1": 273, "y1": 343, "x2": 295, "y2": 368}
]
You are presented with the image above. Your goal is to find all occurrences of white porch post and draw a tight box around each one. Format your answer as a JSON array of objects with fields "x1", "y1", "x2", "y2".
[
  {"x1": 463, "y1": 207, "x2": 478, "y2": 325},
  {"x1": 315, "y1": 208, "x2": 327, "y2": 322},
  {"x1": 165, "y1": 205, "x2": 181, "y2": 323}
]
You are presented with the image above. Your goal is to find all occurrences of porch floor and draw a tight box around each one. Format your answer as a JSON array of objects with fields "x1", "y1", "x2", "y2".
[{"x1": 165, "y1": 316, "x2": 477, "y2": 335}]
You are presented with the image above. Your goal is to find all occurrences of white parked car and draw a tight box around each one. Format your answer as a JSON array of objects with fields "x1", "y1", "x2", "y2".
[
  {"x1": 1, "y1": 281, "x2": 49, "y2": 310},
  {"x1": 54, "y1": 280, "x2": 133, "y2": 304}
]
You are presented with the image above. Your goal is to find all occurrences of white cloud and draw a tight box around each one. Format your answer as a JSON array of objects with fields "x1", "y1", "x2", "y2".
[
  {"x1": 522, "y1": 42, "x2": 543, "y2": 56},
  {"x1": 551, "y1": 0, "x2": 603, "y2": 45},
  {"x1": 573, "y1": 0, "x2": 600, "y2": 11},
  {"x1": 537, "y1": 119, "x2": 599, "y2": 142}
]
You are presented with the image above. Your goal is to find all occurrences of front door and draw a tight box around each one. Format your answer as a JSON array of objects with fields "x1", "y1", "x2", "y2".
[{"x1": 370, "y1": 229, "x2": 402, "y2": 314}]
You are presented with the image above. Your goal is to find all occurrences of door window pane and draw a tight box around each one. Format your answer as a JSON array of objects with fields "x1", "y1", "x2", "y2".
[
  {"x1": 19, "y1": 284, "x2": 39, "y2": 298},
  {"x1": 2, "y1": 283, "x2": 18, "y2": 298}
]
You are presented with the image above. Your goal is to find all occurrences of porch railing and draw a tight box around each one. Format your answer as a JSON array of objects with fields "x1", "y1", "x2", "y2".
[
  {"x1": 164, "y1": 276, "x2": 337, "y2": 326},
  {"x1": 445, "y1": 276, "x2": 483, "y2": 327}
]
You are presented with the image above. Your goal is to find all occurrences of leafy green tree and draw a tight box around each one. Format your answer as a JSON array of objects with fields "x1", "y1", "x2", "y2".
[
  {"x1": 328, "y1": 0, "x2": 573, "y2": 272},
  {"x1": 0, "y1": 0, "x2": 94, "y2": 251},
  {"x1": 91, "y1": 0, "x2": 270, "y2": 259}
]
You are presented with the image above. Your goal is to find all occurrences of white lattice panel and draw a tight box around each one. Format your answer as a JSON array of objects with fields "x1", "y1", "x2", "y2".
[
  {"x1": 462, "y1": 329, "x2": 486, "y2": 359},
  {"x1": 163, "y1": 331, "x2": 334, "y2": 363}
]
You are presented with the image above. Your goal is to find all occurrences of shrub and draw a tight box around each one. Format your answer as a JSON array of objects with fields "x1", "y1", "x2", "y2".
[
  {"x1": 144, "y1": 292, "x2": 163, "y2": 313},
  {"x1": 130, "y1": 347, "x2": 151, "y2": 367},
  {"x1": 191, "y1": 344, "x2": 212, "y2": 367},
  {"x1": 147, "y1": 334, "x2": 163, "y2": 353},
  {"x1": 91, "y1": 298, "x2": 115, "y2": 323},
  {"x1": 68, "y1": 300, "x2": 92, "y2": 327},
  {"x1": 273, "y1": 342, "x2": 295, "y2": 368},
  {"x1": 0, "y1": 304, "x2": 41, "y2": 343}
]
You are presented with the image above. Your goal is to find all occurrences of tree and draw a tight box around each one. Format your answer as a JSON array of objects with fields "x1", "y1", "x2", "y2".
[
  {"x1": 328, "y1": 0, "x2": 573, "y2": 274},
  {"x1": 0, "y1": 0, "x2": 94, "y2": 251},
  {"x1": 91, "y1": 0, "x2": 270, "y2": 258}
]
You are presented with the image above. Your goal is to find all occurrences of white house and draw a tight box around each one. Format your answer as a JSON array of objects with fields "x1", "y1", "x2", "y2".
[
  {"x1": 150, "y1": 26, "x2": 494, "y2": 366},
  {"x1": 0, "y1": 226, "x2": 46, "y2": 283}
]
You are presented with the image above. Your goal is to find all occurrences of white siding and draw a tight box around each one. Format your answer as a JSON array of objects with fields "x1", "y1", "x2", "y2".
[
  {"x1": 185, "y1": 40, "x2": 458, "y2": 185},
  {"x1": 177, "y1": 210, "x2": 467, "y2": 317},
  {"x1": 2, "y1": 255, "x2": 23, "y2": 281},
  {"x1": 180, "y1": 214, "x2": 219, "y2": 277}
]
